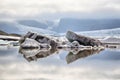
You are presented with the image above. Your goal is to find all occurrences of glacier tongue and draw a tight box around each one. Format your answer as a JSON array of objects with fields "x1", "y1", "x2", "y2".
[
  {"x1": 77, "y1": 28, "x2": 120, "y2": 38},
  {"x1": 59, "y1": 28, "x2": 120, "y2": 39}
]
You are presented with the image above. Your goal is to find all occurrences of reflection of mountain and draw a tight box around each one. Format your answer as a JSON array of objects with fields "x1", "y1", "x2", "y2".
[
  {"x1": 19, "y1": 47, "x2": 57, "y2": 62},
  {"x1": 66, "y1": 48, "x2": 104, "y2": 64}
]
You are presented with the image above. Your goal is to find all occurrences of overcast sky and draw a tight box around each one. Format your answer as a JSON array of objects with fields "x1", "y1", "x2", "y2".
[{"x1": 0, "y1": 0, "x2": 120, "y2": 19}]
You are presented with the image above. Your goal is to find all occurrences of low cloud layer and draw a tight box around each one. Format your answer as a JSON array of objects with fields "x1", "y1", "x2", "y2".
[
  {"x1": 0, "y1": 61, "x2": 120, "y2": 80},
  {"x1": 0, "y1": 0, "x2": 120, "y2": 19}
]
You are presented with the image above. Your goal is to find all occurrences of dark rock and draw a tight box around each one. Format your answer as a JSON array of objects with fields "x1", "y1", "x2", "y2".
[{"x1": 66, "y1": 31, "x2": 103, "y2": 46}]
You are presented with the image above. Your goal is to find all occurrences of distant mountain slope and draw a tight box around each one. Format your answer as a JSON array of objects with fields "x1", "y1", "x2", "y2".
[
  {"x1": 18, "y1": 20, "x2": 48, "y2": 29},
  {"x1": 0, "y1": 21, "x2": 21, "y2": 34},
  {"x1": 0, "y1": 29, "x2": 21, "y2": 37},
  {"x1": 52, "y1": 18, "x2": 120, "y2": 33},
  {"x1": 1, "y1": 18, "x2": 120, "y2": 35},
  {"x1": 0, "y1": 30, "x2": 8, "y2": 35},
  {"x1": 0, "y1": 20, "x2": 57, "y2": 35}
]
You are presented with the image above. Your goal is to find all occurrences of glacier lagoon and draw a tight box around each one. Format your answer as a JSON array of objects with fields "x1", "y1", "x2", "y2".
[
  {"x1": 0, "y1": 42, "x2": 120, "y2": 80},
  {"x1": 0, "y1": 28, "x2": 120, "y2": 80},
  {"x1": 0, "y1": 27, "x2": 120, "y2": 80}
]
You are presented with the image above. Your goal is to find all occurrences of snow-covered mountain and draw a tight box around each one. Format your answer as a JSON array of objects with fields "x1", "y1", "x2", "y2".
[
  {"x1": 59, "y1": 28, "x2": 120, "y2": 40},
  {"x1": 0, "y1": 20, "x2": 57, "y2": 35},
  {"x1": 52, "y1": 18, "x2": 120, "y2": 33},
  {"x1": 0, "y1": 21, "x2": 21, "y2": 34},
  {"x1": 0, "y1": 18, "x2": 120, "y2": 37},
  {"x1": 77, "y1": 28, "x2": 120, "y2": 38},
  {"x1": 18, "y1": 20, "x2": 48, "y2": 29}
]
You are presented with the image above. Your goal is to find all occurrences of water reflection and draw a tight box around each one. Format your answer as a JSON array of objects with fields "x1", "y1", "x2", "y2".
[
  {"x1": 19, "y1": 47, "x2": 58, "y2": 62},
  {"x1": 66, "y1": 48, "x2": 104, "y2": 64},
  {"x1": 19, "y1": 47, "x2": 104, "y2": 63},
  {"x1": 1, "y1": 45, "x2": 120, "y2": 80}
]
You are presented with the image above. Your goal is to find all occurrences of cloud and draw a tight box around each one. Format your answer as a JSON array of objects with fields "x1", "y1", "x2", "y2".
[
  {"x1": 0, "y1": 0, "x2": 120, "y2": 19},
  {"x1": 0, "y1": 61, "x2": 120, "y2": 80}
]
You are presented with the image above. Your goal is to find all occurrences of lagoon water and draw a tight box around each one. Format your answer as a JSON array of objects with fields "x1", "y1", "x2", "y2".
[{"x1": 0, "y1": 46, "x2": 120, "y2": 80}]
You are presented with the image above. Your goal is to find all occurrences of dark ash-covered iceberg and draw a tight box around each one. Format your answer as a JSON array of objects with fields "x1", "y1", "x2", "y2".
[{"x1": 66, "y1": 31, "x2": 103, "y2": 47}]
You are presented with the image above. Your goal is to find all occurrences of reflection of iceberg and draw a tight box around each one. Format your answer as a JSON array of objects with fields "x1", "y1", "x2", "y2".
[
  {"x1": 66, "y1": 48, "x2": 104, "y2": 64},
  {"x1": 19, "y1": 45, "x2": 105, "y2": 63},
  {"x1": 19, "y1": 47, "x2": 57, "y2": 62}
]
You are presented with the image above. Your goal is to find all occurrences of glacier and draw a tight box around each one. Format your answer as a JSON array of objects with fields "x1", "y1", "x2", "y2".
[{"x1": 60, "y1": 28, "x2": 120, "y2": 38}]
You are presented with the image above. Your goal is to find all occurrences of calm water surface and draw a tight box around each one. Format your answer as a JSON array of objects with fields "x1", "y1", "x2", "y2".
[{"x1": 0, "y1": 46, "x2": 120, "y2": 80}]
